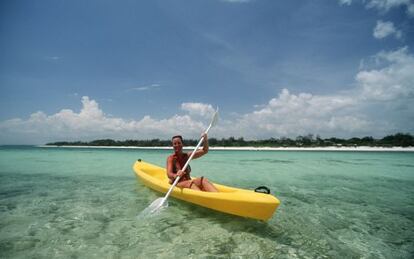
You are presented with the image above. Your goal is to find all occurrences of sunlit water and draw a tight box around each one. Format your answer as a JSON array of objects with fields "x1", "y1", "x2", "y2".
[{"x1": 0, "y1": 146, "x2": 413, "y2": 258}]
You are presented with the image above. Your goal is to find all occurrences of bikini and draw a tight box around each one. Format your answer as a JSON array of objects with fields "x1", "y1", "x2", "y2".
[{"x1": 169, "y1": 153, "x2": 204, "y2": 188}]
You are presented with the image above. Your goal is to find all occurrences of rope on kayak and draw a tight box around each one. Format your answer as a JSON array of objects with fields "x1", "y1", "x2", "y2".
[{"x1": 254, "y1": 186, "x2": 271, "y2": 194}]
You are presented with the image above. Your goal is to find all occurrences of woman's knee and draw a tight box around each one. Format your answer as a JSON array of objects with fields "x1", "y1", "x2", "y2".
[
  {"x1": 193, "y1": 177, "x2": 205, "y2": 186},
  {"x1": 201, "y1": 177, "x2": 214, "y2": 186},
  {"x1": 189, "y1": 181, "x2": 201, "y2": 190}
]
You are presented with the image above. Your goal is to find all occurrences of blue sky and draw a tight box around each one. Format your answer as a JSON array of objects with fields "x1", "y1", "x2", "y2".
[{"x1": 1, "y1": 0, "x2": 413, "y2": 144}]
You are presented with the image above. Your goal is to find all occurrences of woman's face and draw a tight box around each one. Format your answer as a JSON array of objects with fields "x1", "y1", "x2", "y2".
[{"x1": 172, "y1": 137, "x2": 183, "y2": 153}]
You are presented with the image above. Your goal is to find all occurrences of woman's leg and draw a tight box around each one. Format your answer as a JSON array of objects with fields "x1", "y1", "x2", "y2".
[
  {"x1": 176, "y1": 180, "x2": 201, "y2": 190},
  {"x1": 192, "y1": 177, "x2": 218, "y2": 192},
  {"x1": 202, "y1": 178, "x2": 218, "y2": 192}
]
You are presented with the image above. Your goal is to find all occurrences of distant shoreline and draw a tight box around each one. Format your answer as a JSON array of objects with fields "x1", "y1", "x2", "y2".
[{"x1": 39, "y1": 145, "x2": 414, "y2": 152}]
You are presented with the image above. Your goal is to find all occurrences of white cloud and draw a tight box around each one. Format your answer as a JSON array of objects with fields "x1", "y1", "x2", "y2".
[
  {"x1": 218, "y1": 47, "x2": 414, "y2": 139},
  {"x1": 339, "y1": 0, "x2": 414, "y2": 16},
  {"x1": 338, "y1": 0, "x2": 352, "y2": 5},
  {"x1": 407, "y1": 4, "x2": 414, "y2": 17},
  {"x1": 366, "y1": 0, "x2": 411, "y2": 12},
  {"x1": 0, "y1": 97, "x2": 205, "y2": 144},
  {"x1": 128, "y1": 84, "x2": 160, "y2": 92},
  {"x1": 373, "y1": 20, "x2": 402, "y2": 39},
  {"x1": 356, "y1": 47, "x2": 414, "y2": 101},
  {"x1": 1, "y1": 48, "x2": 413, "y2": 144},
  {"x1": 181, "y1": 103, "x2": 215, "y2": 118},
  {"x1": 226, "y1": 89, "x2": 371, "y2": 138},
  {"x1": 409, "y1": 3, "x2": 414, "y2": 16}
]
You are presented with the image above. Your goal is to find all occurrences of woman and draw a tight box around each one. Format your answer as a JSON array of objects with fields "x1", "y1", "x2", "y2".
[{"x1": 166, "y1": 134, "x2": 218, "y2": 192}]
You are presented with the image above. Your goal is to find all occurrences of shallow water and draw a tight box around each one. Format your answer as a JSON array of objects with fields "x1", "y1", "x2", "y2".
[{"x1": 0, "y1": 146, "x2": 413, "y2": 258}]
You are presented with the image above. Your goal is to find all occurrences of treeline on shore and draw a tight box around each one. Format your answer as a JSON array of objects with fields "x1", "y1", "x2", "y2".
[{"x1": 46, "y1": 133, "x2": 414, "y2": 147}]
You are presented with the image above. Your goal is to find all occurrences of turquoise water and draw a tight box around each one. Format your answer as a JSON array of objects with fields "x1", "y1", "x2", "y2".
[{"x1": 0, "y1": 146, "x2": 413, "y2": 258}]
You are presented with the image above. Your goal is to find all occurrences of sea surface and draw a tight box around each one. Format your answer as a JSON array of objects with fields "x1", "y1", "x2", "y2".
[{"x1": 0, "y1": 146, "x2": 413, "y2": 258}]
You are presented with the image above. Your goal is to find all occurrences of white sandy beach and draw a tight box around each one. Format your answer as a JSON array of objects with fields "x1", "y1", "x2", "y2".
[{"x1": 39, "y1": 145, "x2": 414, "y2": 152}]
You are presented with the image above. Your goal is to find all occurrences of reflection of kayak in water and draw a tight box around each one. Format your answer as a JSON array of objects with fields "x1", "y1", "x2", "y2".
[{"x1": 133, "y1": 160, "x2": 280, "y2": 221}]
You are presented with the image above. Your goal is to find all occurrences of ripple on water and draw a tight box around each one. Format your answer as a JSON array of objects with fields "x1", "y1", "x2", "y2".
[{"x1": 1, "y1": 148, "x2": 413, "y2": 258}]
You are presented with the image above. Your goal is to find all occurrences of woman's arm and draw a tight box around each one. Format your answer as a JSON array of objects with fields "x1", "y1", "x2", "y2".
[
  {"x1": 190, "y1": 133, "x2": 209, "y2": 159},
  {"x1": 166, "y1": 156, "x2": 176, "y2": 180}
]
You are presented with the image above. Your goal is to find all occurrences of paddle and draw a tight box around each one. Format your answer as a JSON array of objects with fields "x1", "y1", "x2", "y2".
[{"x1": 146, "y1": 107, "x2": 219, "y2": 214}]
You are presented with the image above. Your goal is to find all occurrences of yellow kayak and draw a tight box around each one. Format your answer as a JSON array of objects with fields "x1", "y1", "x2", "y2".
[{"x1": 133, "y1": 159, "x2": 280, "y2": 221}]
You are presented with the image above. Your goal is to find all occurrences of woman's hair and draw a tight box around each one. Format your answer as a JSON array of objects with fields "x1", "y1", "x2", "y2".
[{"x1": 172, "y1": 135, "x2": 183, "y2": 141}]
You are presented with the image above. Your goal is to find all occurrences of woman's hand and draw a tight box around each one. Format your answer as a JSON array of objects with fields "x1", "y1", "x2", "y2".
[
  {"x1": 202, "y1": 133, "x2": 209, "y2": 153},
  {"x1": 176, "y1": 170, "x2": 186, "y2": 178}
]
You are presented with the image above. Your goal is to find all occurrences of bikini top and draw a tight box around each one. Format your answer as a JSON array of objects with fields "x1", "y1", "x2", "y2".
[{"x1": 169, "y1": 152, "x2": 192, "y2": 181}]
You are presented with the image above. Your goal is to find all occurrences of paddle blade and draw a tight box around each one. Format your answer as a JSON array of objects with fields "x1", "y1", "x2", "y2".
[
  {"x1": 148, "y1": 197, "x2": 168, "y2": 213},
  {"x1": 137, "y1": 198, "x2": 168, "y2": 219},
  {"x1": 211, "y1": 107, "x2": 219, "y2": 127},
  {"x1": 138, "y1": 198, "x2": 168, "y2": 218}
]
